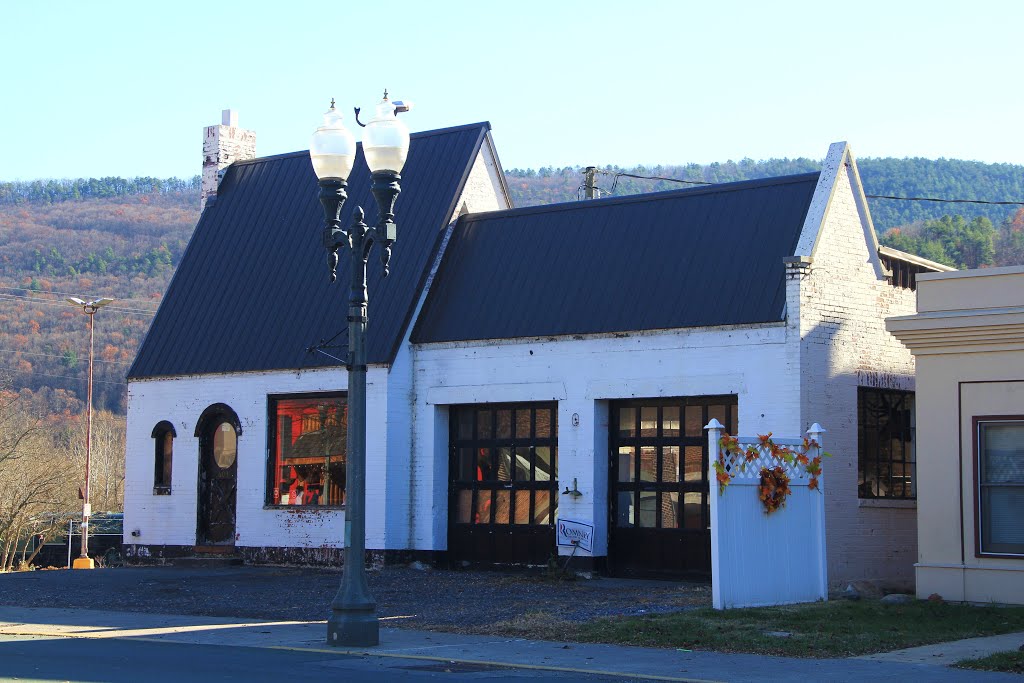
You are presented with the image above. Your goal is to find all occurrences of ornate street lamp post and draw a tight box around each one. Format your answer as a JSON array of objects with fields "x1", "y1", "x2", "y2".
[
  {"x1": 66, "y1": 296, "x2": 114, "y2": 570},
  {"x1": 310, "y1": 93, "x2": 410, "y2": 647}
]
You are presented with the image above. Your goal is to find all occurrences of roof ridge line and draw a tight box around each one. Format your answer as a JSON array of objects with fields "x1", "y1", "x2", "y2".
[{"x1": 461, "y1": 172, "x2": 821, "y2": 222}]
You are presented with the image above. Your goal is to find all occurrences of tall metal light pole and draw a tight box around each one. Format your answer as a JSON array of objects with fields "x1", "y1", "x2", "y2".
[
  {"x1": 66, "y1": 296, "x2": 114, "y2": 570},
  {"x1": 309, "y1": 93, "x2": 411, "y2": 647}
]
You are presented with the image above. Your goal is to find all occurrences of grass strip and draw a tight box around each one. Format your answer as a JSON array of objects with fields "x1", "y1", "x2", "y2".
[
  {"x1": 564, "y1": 600, "x2": 1024, "y2": 658},
  {"x1": 955, "y1": 650, "x2": 1024, "y2": 674}
]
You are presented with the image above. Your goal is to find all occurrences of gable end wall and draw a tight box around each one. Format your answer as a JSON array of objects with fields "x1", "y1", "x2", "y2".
[{"x1": 798, "y1": 162, "x2": 919, "y2": 587}]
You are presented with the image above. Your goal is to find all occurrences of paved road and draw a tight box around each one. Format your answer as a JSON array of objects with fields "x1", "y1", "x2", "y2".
[
  {"x1": 0, "y1": 564, "x2": 708, "y2": 631},
  {"x1": 0, "y1": 634, "x2": 627, "y2": 682},
  {"x1": 0, "y1": 606, "x2": 1019, "y2": 683},
  {"x1": 2, "y1": 567, "x2": 1022, "y2": 681}
]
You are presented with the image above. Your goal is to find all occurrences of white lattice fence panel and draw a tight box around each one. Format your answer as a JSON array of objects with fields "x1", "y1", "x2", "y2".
[
  {"x1": 718, "y1": 438, "x2": 810, "y2": 481},
  {"x1": 706, "y1": 420, "x2": 828, "y2": 610}
]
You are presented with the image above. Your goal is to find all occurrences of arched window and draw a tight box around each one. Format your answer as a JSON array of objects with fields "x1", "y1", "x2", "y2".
[{"x1": 152, "y1": 420, "x2": 176, "y2": 494}]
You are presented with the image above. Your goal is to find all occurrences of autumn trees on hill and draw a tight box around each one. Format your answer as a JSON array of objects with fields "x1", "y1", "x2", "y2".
[
  {"x1": 0, "y1": 381, "x2": 124, "y2": 569},
  {"x1": 0, "y1": 192, "x2": 193, "y2": 415},
  {"x1": 2, "y1": 160, "x2": 1024, "y2": 420}
]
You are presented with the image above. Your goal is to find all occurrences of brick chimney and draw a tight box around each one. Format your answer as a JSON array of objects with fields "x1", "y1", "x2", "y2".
[{"x1": 201, "y1": 109, "x2": 256, "y2": 211}]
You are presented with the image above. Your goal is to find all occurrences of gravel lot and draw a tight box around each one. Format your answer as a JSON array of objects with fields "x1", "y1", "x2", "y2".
[{"x1": 0, "y1": 565, "x2": 710, "y2": 635}]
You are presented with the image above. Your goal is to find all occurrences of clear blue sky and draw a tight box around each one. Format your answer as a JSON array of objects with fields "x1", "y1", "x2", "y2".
[{"x1": 2, "y1": 0, "x2": 1021, "y2": 181}]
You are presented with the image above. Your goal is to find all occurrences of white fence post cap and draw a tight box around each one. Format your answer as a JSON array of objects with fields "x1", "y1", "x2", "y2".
[
  {"x1": 705, "y1": 418, "x2": 725, "y2": 430},
  {"x1": 807, "y1": 423, "x2": 826, "y2": 434}
]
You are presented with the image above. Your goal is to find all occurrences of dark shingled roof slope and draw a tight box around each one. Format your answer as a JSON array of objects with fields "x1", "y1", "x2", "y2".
[
  {"x1": 129, "y1": 123, "x2": 492, "y2": 379},
  {"x1": 412, "y1": 173, "x2": 819, "y2": 344}
]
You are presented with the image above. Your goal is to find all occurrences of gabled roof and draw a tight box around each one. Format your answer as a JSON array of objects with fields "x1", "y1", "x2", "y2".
[
  {"x1": 793, "y1": 142, "x2": 952, "y2": 291},
  {"x1": 412, "y1": 173, "x2": 819, "y2": 344},
  {"x1": 129, "y1": 123, "x2": 493, "y2": 379}
]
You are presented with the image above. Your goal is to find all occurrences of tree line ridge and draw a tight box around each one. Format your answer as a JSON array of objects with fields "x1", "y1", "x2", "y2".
[{"x1": 1, "y1": 154, "x2": 1022, "y2": 416}]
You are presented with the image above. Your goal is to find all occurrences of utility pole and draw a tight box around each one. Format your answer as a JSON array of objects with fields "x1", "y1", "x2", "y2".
[
  {"x1": 584, "y1": 166, "x2": 601, "y2": 200},
  {"x1": 66, "y1": 296, "x2": 114, "y2": 570}
]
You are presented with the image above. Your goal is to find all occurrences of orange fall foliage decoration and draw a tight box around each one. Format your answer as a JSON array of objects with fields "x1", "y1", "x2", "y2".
[{"x1": 714, "y1": 432, "x2": 830, "y2": 514}]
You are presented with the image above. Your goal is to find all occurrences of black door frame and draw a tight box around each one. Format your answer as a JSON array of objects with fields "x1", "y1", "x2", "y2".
[
  {"x1": 608, "y1": 395, "x2": 737, "y2": 578},
  {"x1": 195, "y1": 403, "x2": 242, "y2": 546},
  {"x1": 447, "y1": 401, "x2": 558, "y2": 566}
]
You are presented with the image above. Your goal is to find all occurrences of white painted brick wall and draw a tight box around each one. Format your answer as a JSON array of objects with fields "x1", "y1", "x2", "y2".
[
  {"x1": 405, "y1": 155, "x2": 918, "y2": 587},
  {"x1": 796, "y1": 162, "x2": 919, "y2": 587},
  {"x1": 201, "y1": 111, "x2": 256, "y2": 211},
  {"x1": 458, "y1": 145, "x2": 509, "y2": 214},
  {"x1": 124, "y1": 366, "x2": 387, "y2": 550},
  {"x1": 410, "y1": 324, "x2": 795, "y2": 556},
  {"x1": 371, "y1": 142, "x2": 511, "y2": 550}
]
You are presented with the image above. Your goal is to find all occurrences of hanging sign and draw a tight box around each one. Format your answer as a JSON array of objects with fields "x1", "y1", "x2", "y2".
[{"x1": 556, "y1": 518, "x2": 594, "y2": 553}]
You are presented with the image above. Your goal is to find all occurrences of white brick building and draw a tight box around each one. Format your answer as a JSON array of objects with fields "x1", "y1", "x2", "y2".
[{"x1": 125, "y1": 121, "x2": 946, "y2": 587}]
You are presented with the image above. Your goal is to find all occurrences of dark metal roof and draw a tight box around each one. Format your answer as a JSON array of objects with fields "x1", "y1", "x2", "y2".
[
  {"x1": 412, "y1": 173, "x2": 819, "y2": 344},
  {"x1": 129, "y1": 123, "x2": 492, "y2": 379}
]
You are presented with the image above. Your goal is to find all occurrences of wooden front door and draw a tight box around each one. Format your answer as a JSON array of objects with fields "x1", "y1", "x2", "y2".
[
  {"x1": 608, "y1": 396, "x2": 737, "y2": 578},
  {"x1": 197, "y1": 418, "x2": 238, "y2": 545},
  {"x1": 448, "y1": 402, "x2": 558, "y2": 565}
]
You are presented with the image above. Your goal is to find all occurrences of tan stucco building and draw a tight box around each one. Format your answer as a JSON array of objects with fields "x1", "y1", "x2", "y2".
[{"x1": 887, "y1": 265, "x2": 1024, "y2": 604}]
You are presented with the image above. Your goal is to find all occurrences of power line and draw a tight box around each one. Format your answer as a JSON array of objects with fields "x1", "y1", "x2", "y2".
[
  {"x1": 600, "y1": 170, "x2": 712, "y2": 186},
  {"x1": 0, "y1": 293, "x2": 157, "y2": 316},
  {"x1": 0, "y1": 348, "x2": 132, "y2": 366},
  {"x1": 0, "y1": 293, "x2": 159, "y2": 315},
  {"x1": 1, "y1": 366, "x2": 127, "y2": 386},
  {"x1": 863, "y1": 194, "x2": 1024, "y2": 206},
  {"x1": 0, "y1": 285, "x2": 162, "y2": 307},
  {"x1": 595, "y1": 169, "x2": 710, "y2": 196},
  {"x1": 592, "y1": 169, "x2": 1024, "y2": 206}
]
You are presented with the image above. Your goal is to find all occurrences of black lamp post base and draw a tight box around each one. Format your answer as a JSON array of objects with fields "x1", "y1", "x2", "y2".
[{"x1": 327, "y1": 608, "x2": 379, "y2": 647}]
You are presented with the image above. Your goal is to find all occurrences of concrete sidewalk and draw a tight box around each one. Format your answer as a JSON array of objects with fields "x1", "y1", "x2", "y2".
[
  {"x1": 0, "y1": 606, "x2": 1019, "y2": 682},
  {"x1": 858, "y1": 631, "x2": 1024, "y2": 667}
]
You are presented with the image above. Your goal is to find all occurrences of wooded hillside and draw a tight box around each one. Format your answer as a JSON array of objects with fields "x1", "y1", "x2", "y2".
[
  {"x1": 2, "y1": 156, "x2": 1022, "y2": 416},
  {"x1": 0, "y1": 184, "x2": 197, "y2": 414},
  {"x1": 505, "y1": 156, "x2": 1024, "y2": 229}
]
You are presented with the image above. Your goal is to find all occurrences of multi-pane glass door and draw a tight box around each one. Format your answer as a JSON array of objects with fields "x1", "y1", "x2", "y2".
[
  {"x1": 609, "y1": 396, "x2": 737, "y2": 577},
  {"x1": 448, "y1": 402, "x2": 557, "y2": 565}
]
